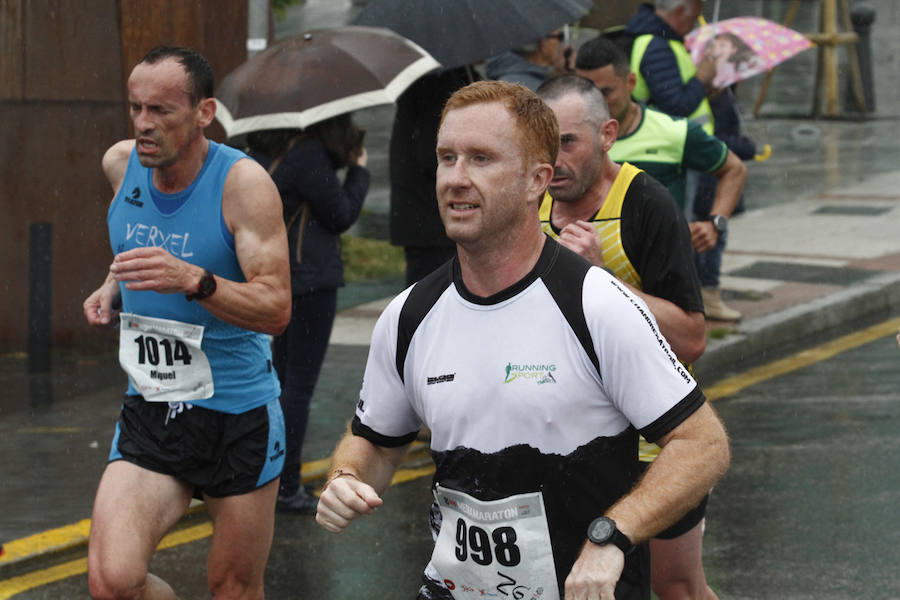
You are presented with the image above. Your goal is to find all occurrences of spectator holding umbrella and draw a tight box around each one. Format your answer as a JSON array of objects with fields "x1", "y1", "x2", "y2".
[
  {"x1": 246, "y1": 115, "x2": 369, "y2": 514},
  {"x1": 215, "y1": 26, "x2": 432, "y2": 514}
]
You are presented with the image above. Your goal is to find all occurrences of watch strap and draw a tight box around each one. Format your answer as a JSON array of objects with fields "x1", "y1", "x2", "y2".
[
  {"x1": 587, "y1": 517, "x2": 634, "y2": 555},
  {"x1": 185, "y1": 269, "x2": 216, "y2": 302}
]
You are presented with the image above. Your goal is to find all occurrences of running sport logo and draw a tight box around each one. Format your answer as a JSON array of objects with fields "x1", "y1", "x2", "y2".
[{"x1": 504, "y1": 362, "x2": 557, "y2": 384}]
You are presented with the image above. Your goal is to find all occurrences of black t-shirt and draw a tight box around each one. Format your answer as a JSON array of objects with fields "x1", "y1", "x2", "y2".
[{"x1": 619, "y1": 172, "x2": 704, "y2": 314}]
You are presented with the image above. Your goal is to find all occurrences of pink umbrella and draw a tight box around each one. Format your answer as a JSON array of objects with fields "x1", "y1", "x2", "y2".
[{"x1": 685, "y1": 17, "x2": 814, "y2": 89}]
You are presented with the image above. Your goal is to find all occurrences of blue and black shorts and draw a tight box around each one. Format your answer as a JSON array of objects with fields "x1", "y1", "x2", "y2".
[{"x1": 109, "y1": 395, "x2": 285, "y2": 498}]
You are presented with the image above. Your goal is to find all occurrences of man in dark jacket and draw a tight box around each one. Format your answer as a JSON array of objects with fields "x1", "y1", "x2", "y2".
[
  {"x1": 624, "y1": 1, "x2": 717, "y2": 134},
  {"x1": 485, "y1": 30, "x2": 572, "y2": 91},
  {"x1": 389, "y1": 66, "x2": 475, "y2": 285}
]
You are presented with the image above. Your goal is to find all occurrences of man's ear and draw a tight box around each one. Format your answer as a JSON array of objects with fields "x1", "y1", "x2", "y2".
[
  {"x1": 529, "y1": 162, "x2": 555, "y2": 202},
  {"x1": 626, "y1": 72, "x2": 636, "y2": 94},
  {"x1": 197, "y1": 97, "x2": 216, "y2": 129},
  {"x1": 600, "y1": 119, "x2": 619, "y2": 152}
]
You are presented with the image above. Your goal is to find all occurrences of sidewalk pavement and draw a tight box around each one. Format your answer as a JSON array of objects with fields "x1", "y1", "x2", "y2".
[
  {"x1": 3, "y1": 170, "x2": 900, "y2": 577},
  {"x1": 694, "y1": 169, "x2": 900, "y2": 379}
]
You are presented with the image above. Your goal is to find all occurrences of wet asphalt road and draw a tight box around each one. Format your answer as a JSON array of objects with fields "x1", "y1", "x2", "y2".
[
  {"x1": 4, "y1": 324, "x2": 899, "y2": 599},
  {"x1": 4, "y1": 0, "x2": 900, "y2": 597}
]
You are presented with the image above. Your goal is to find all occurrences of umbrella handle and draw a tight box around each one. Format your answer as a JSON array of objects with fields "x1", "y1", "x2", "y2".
[{"x1": 754, "y1": 144, "x2": 772, "y2": 162}]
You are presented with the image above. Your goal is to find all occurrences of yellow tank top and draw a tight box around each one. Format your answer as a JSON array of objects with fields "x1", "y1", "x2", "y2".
[
  {"x1": 540, "y1": 162, "x2": 642, "y2": 288},
  {"x1": 540, "y1": 162, "x2": 668, "y2": 463}
]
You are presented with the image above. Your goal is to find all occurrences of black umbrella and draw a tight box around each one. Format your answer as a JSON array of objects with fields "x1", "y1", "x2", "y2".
[{"x1": 353, "y1": 0, "x2": 592, "y2": 70}]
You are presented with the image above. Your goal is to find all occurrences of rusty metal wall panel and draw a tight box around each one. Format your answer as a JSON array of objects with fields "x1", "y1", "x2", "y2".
[
  {"x1": 23, "y1": 0, "x2": 124, "y2": 101},
  {"x1": 119, "y1": 0, "x2": 203, "y2": 83},
  {"x1": 1, "y1": 0, "x2": 248, "y2": 352},
  {"x1": 0, "y1": 0, "x2": 23, "y2": 99},
  {"x1": 0, "y1": 102, "x2": 125, "y2": 351},
  {"x1": 202, "y1": 0, "x2": 249, "y2": 79},
  {"x1": 119, "y1": 0, "x2": 247, "y2": 90}
]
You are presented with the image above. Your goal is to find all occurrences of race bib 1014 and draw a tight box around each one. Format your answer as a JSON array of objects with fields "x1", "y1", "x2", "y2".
[
  {"x1": 431, "y1": 485, "x2": 559, "y2": 600},
  {"x1": 118, "y1": 312, "x2": 214, "y2": 403}
]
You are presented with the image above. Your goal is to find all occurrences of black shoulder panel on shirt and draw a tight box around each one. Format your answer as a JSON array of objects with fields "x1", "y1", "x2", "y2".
[
  {"x1": 540, "y1": 241, "x2": 602, "y2": 381},
  {"x1": 351, "y1": 415, "x2": 419, "y2": 448},
  {"x1": 639, "y1": 384, "x2": 705, "y2": 443},
  {"x1": 395, "y1": 260, "x2": 454, "y2": 382}
]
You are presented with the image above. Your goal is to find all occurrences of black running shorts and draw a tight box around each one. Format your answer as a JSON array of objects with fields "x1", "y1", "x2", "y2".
[{"x1": 108, "y1": 395, "x2": 285, "y2": 497}]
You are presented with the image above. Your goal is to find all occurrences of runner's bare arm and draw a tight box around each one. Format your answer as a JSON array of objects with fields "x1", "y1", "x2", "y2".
[
  {"x1": 691, "y1": 150, "x2": 746, "y2": 253},
  {"x1": 316, "y1": 429, "x2": 411, "y2": 534},
  {"x1": 623, "y1": 285, "x2": 706, "y2": 364},
  {"x1": 83, "y1": 270, "x2": 121, "y2": 327},
  {"x1": 608, "y1": 401, "x2": 728, "y2": 541},
  {"x1": 559, "y1": 221, "x2": 706, "y2": 363},
  {"x1": 566, "y1": 402, "x2": 729, "y2": 595},
  {"x1": 83, "y1": 141, "x2": 136, "y2": 327},
  {"x1": 107, "y1": 158, "x2": 291, "y2": 334},
  {"x1": 207, "y1": 157, "x2": 291, "y2": 333},
  {"x1": 101, "y1": 140, "x2": 136, "y2": 195}
]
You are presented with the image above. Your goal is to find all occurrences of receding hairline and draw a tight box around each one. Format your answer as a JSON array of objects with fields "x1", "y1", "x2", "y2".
[{"x1": 128, "y1": 58, "x2": 195, "y2": 101}]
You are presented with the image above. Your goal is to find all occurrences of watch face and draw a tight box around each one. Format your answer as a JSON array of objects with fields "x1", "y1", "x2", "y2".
[
  {"x1": 199, "y1": 275, "x2": 215, "y2": 294},
  {"x1": 589, "y1": 518, "x2": 614, "y2": 542}
]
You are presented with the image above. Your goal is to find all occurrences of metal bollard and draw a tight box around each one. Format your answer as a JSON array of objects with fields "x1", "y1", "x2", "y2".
[
  {"x1": 28, "y1": 222, "x2": 53, "y2": 373},
  {"x1": 848, "y1": 3, "x2": 876, "y2": 112}
]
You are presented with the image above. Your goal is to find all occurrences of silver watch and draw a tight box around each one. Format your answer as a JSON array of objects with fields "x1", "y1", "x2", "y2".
[{"x1": 710, "y1": 214, "x2": 728, "y2": 235}]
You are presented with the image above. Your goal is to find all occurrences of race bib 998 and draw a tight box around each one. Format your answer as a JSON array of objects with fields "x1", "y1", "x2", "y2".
[{"x1": 431, "y1": 485, "x2": 559, "y2": 600}]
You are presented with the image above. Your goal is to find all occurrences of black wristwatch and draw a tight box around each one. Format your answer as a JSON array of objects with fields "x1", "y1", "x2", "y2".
[
  {"x1": 186, "y1": 269, "x2": 217, "y2": 301},
  {"x1": 710, "y1": 214, "x2": 728, "y2": 235},
  {"x1": 587, "y1": 517, "x2": 634, "y2": 555}
]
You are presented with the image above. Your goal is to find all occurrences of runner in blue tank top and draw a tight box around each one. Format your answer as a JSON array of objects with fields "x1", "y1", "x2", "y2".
[{"x1": 82, "y1": 46, "x2": 290, "y2": 599}]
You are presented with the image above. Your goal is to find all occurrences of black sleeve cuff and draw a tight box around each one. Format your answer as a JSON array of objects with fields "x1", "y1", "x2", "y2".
[
  {"x1": 351, "y1": 415, "x2": 419, "y2": 448},
  {"x1": 639, "y1": 385, "x2": 706, "y2": 443}
]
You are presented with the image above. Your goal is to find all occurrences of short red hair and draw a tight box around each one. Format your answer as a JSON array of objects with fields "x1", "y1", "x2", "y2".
[{"x1": 440, "y1": 80, "x2": 559, "y2": 167}]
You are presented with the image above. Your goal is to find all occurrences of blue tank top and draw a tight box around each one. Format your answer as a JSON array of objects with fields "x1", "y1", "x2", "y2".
[{"x1": 107, "y1": 141, "x2": 280, "y2": 413}]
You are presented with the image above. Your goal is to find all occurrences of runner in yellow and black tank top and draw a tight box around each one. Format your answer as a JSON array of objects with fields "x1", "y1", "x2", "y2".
[{"x1": 540, "y1": 162, "x2": 703, "y2": 463}]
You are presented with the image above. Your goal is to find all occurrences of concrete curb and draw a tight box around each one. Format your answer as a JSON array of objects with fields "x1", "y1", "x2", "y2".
[{"x1": 694, "y1": 271, "x2": 900, "y2": 380}]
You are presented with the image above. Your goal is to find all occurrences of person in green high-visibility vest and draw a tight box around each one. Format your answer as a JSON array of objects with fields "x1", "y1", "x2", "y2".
[{"x1": 624, "y1": 1, "x2": 716, "y2": 135}]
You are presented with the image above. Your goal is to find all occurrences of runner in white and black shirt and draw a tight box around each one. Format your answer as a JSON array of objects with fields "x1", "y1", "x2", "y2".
[{"x1": 316, "y1": 81, "x2": 730, "y2": 600}]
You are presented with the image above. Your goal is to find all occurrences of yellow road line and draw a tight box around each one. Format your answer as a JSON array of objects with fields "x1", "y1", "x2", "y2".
[
  {"x1": 390, "y1": 465, "x2": 436, "y2": 485},
  {"x1": 0, "y1": 441, "x2": 431, "y2": 570},
  {"x1": 0, "y1": 557, "x2": 87, "y2": 600},
  {"x1": 0, "y1": 523, "x2": 213, "y2": 599},
  {"x1": 17, "y1": 427, "x2": 83, "y2": 434},
  {"x1": 0, "y1": 520, "x2": 91, "y2": 565},
  {"x1": 705, "y1": 316, "x2": 900, "y2": 401}
]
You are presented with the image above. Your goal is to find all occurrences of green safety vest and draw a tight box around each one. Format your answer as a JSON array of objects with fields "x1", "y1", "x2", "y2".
[
  {"x1": 630, "y1": 33, "x2": 714, "y2": 135},
  {"x1": 608, "y1": 106, "x2": 689, "y2": 208},
  {"x1": 609, "y1": 107, "x2": 687, "y2": 166}
]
